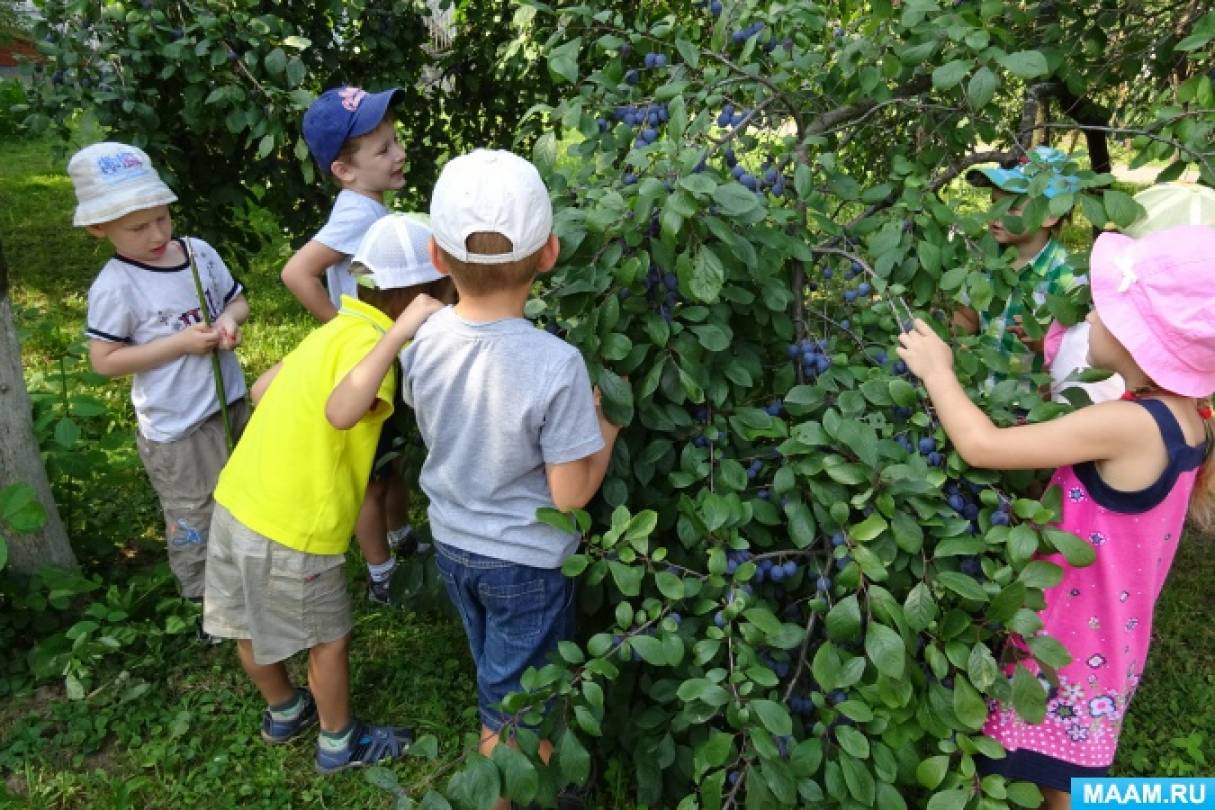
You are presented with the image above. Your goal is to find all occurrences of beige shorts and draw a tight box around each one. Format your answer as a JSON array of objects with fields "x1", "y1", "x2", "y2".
[
  {"x1": 203, "y1": 503, "x2": 351, "y2": 665},
  {"x1": 137, "y1": 399, "x2": 251, "y2": 599}
]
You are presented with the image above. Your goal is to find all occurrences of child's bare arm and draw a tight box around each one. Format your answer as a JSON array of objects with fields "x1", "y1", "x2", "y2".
[
  {"x1": 281, "y1": 240, "x2": 343, "y2": 323},
  {"x1": 545, "y1": 392, "x2": 622, "y2": 512},
  {"x1": 325, "y1": 294, "x2": 444, "y2": 429},
  {"x1": 89, "y1": 326, "x2": 218, "y2": 378},
  {"x1": 251, "y1": 360, "x2": 282, "y2": 405},
  {"x1": 897, "y1": 318, "x2": 1136, "y2": 470}
]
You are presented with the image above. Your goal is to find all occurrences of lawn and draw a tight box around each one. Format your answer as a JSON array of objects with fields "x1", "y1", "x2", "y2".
[{"x1": 1, "y1": 134, "x2": 1212, "y2": 808}]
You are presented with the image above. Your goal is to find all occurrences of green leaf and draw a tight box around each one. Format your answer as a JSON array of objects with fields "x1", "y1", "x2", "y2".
[
  {"x1": 904, "y1": 582, "x2": 937, "y2": 631},
  {"x1": 865, "y1": 622, "x2": 905, "y2": 679},
  {"x1": 556, "y1": 728, "x2": 591, "y2": 786},
  {"x1": 264, "y1": 47, "x2": 287, "y2": 76},
  {"x1": 492, "y1": 742, "x2": 539, "y2": 802},
  {"x1": 677, "y1": 678, "x2": 731, "y2": 706},
  {"x1": 952, "y1": 675, "x2": 987, "y2": 730},
  {"x1": 0, "y1": 484, "x2": 47, "y2": 533},
  {"x1": 655, "y1": 571, "x2": 685, "y2": 600},
  {"x1": 712, "y1": 182, "x2": 761, "y2": 217},
  {"x1": 285, "y1": 56, "x2": 306, "y2": 87},
  {"x1": 998, "y1": 50, "x2": 1048, "y2": 78},
  {"x1": 826, "y1": 594, "x2": 863, "y2": 641},
  {"x1": 0, "y1": 535, "x2": 7, "y2": 573},
  {"x1": 675, "y1": 38, "x2": 699, "y2": 68},
  {"x1": 692, "y1": 324, "x2": 730, "y2": 352},
  {"x1": 409, "y1": 734, "x2": 440, "y2": 759},
  {"x1": 966, "y1": 66, "x2": 998, "y2": 108},
  {"x1": 418, "y1": 792, "x2": 452, "y2": 810},
  {"x1": 692, "y1": 245, "x2": 726, "y2": 303},
  {"x1": 1018, "y1": 561, "x2": 1063, "y2": 589},
  {"x1": 1102, "y1": 189, "x2": 1142, "y2": 229},
  {"x1": 629, "y1": 634, "x2": 666, "y2": 665},
  {"x1": 608, "y1": 561, "x2": 642, "y2": 596},
  {"x1": 888, "y1": 379, "x2": 917, "y2": 407},
  {"x1": 547, "y1": 37, "x2": 582, "y2": 84},
  {"x1": 1006, "y1": 781, "x2": 1044, "y2": 807},
  {"x1": 834, "y1": 725, "x2": 870, "y2": 759},
  {"x1": 53, "y1": 417, "x2": 79, "y2": 449},
  {"x1": 751, "y1": 699, "x2": 793, "y2": 736},
  {"x1": 927, "y1": 787, "x2": 970, "y2": 810},
  {"x1": 849, "y1": 512, "x2": 887, "y2": 543},
  {"x1": 1042, "y1": 528, "x2": 1095, "y2": 567},
  {"x1": 916, "y1": 755, "x2": 949, "y2": 789},
  {"x1": 365, "y1": 765, "x2": 400, "y2": 791},
  {"x1": 931, "y1": 59, "x2": 970, "y2": 90},
  {"x1": 449, "y1": 753, "x2": 500, "y2": 810},
  {"x1": 936, "y1": 571, "x2": 988, "y2": 602},
  {"x1": 1011, "y1": 663, "x2": 1047, "y2": 723},
  {"x1": 968, "y1": 642, "x2": 1000, "y2": 691}
]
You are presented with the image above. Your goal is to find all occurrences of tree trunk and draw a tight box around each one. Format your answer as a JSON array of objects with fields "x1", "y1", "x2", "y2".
[{"x1": 0, "y1": 238, "x2": 77, "y2": 573}]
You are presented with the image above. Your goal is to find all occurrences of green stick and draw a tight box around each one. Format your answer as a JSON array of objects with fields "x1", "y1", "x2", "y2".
[{"x1": 183, "y1": 238, "x2": 235, "y2": 453}]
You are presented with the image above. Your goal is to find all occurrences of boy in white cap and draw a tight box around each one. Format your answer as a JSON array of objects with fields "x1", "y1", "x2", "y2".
[
  {"x1": 282, "y1": 84, "x2": 421, "y2": 602},
  {"x1": 203, "y1": 213, "x2": 446, "y2": 772},
  {"x1": 71, "y1": 141, "x2": 250, "y2": 616},
  {"x1": 400, "y1": 149, "x2": 619, "y2": 806}
]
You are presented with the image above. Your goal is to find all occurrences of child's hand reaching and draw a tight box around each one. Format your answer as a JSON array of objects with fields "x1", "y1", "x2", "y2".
[
  {"x1": 896, "y1": 319, "x2": 954, "y2": 382},
  {"x1": 214, "y1": 313, "x2": 242, "y2": 350},
  {"x1": 390, "y1": 293, "x2": 444, "y2": 340}
]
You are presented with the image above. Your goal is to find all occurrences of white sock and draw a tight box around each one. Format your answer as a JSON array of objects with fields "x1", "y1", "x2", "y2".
[
  {"x1": 387, "y1": 524, "x2": 413, "y2": 546},
  {"x1": 367, "y1": 557, "x2": 396, "y2": 583}
]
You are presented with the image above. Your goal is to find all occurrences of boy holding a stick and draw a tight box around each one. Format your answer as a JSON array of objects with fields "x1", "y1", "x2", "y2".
[{"x1": 73, "y1": 142, "x2": 250, "y2": 623}]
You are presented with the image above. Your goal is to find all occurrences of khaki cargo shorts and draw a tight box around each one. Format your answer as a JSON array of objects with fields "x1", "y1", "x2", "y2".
[
  {"x1": 203, "y1": 504, "x2": 351, "y2": 665},
  {"x1": 136, "y1": 399, "x2": 250, "y2": 599}
]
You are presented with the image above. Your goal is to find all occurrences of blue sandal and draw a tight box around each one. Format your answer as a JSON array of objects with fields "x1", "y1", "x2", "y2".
[
  {"x1": 260, "y1": 688, "x2": 317, "y2": 744},
  {"x1": 315, "y1": 721, "x2": 413, "y2": 774}
]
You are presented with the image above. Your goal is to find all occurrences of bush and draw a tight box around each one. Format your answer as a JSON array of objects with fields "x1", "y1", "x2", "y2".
[
  {"x1": 0, "y1": 78, "x2": 28, "y2": 141},
  {"x1": 369, "y1": 2, "x2": 1215, "y2": 808}
]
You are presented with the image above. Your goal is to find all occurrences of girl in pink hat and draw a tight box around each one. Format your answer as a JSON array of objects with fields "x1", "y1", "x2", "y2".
[{"x1": 898, "y1": 224, "x2": 1215, "y2": 808}]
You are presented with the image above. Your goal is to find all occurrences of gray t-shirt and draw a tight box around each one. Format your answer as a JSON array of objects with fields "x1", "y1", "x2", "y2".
[
  {"x1": 400, "y1": 307, "x2": 604, "y2": 568},
  {"x1": 313, "y1": 189, "x2": 388, "y2": 309}
]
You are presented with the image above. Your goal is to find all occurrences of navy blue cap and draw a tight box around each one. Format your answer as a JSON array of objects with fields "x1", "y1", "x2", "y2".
[{"x1": 302, "y1": 85, "x2": 402, "y2": 175}]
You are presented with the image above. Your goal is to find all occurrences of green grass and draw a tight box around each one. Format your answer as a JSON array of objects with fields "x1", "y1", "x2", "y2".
[{"x1": 2, "y1": 135, "x2": 1213, "y2": 808}]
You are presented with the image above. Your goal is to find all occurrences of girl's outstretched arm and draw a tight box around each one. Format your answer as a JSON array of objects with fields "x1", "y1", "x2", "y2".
[{"x1": 897, "y1": 319, "x2": 1140, "y2": 471}]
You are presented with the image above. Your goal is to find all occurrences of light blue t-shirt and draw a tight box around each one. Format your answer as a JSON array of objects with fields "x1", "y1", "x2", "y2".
[
  {"x1": 400, "y1": 307, "x2": 604, "y2": 568},
  {"x1": 313, "y1": 189, "x2": 388, "y2": 309}
]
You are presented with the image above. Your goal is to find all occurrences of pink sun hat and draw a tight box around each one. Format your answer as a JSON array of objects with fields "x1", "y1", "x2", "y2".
[{"x1": 1090, "y1": 224, "x2": 1215, "y2": 398}]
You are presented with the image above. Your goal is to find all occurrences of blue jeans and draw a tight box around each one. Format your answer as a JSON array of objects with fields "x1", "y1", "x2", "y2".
[{"x1": 434, "y1": 543, "x2": 575, "y2": 731}]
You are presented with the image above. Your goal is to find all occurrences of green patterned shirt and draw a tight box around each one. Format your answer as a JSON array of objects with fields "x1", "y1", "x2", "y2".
[{"x1": 981, "y1": 238, "x2": 1075, "y2": 378}]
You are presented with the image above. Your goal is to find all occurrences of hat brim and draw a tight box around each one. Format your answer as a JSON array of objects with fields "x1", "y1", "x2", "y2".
[
  {"x1": 73, "y1": 186, "x2": 178, "y2": 227},
  {"x1": 966, "y1": 167, "x2": 1028, "y2": 194},
  {"x1": 1089, "y1": 231, "x2": 1208, "y2": 397}
]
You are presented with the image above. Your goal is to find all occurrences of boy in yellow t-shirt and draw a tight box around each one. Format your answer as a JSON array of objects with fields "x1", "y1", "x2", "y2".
[{"x1": 203, "y1": 215, "x2": 450, "y2": 773}]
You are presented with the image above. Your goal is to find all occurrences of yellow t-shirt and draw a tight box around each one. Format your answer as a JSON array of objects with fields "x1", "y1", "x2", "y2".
[{"x1": 215, "y1": 296, "x2": 396, "y2": 555}]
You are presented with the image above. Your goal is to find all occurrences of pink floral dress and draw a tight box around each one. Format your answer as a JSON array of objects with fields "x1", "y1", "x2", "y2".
[{"x1": 983, "y1": 398, "x2": 1208, "y2": 768}]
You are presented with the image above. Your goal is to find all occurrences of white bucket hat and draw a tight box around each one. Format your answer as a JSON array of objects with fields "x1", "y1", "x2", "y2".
[
  {"x1": 352, "y1": 213, "x2": 444, "y2": 289},
  {"x1": 429, "y1": 149, "x2": 552, "y2": 265},
  {"x1": 69, "y1": 142, "x2": 177, "y2": 227}
]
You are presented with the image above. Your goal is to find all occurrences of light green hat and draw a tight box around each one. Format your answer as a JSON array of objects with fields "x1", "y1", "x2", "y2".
[{"x1": 1123, "y1": 182, "x2": 1215, "y2": 238}]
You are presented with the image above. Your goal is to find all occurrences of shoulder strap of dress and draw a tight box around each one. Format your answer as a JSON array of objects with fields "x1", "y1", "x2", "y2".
[{"x1": 1132, "y1": 397, "x2": 1186, "y2": 450}]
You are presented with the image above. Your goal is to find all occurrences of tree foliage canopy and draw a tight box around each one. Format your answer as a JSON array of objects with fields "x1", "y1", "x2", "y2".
[{"x1": 15, "y1": 0, "x2": 1215, "y2": 806}]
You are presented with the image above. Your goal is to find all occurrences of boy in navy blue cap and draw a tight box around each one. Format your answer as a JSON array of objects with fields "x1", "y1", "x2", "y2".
[{"x1": 281, "y1": 85, "x2": 419, "y2": 605}]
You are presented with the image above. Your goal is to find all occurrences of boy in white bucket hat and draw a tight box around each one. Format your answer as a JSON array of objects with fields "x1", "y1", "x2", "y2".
[
  {"x1": 204, "y1": 213, "x2": 448, "y2": 772},
  {"x1": 71, "y1": 141, "x2": 251, "y2": 623}
]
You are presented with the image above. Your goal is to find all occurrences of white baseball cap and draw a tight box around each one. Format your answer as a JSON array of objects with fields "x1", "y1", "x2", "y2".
[
  {"x1": 352, "y1": 213, "x2": 444, "y2": 289},
  {"x1": 1123, "y1": 182, "x2": 1215, "y2": 238},
  {"x1": 69, "y1": 142, "x2": 178, "y2": 227},
  {"x1": 429, "y1": 149, "x2": 552, "y2": 265}
]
